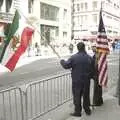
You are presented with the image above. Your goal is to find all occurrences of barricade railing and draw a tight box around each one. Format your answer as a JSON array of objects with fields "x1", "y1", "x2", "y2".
[
  {"x1": 25, "y1": 72, "x2": 72, "y2": 120},
  {"x1": 0, "y1": 52, "x2": 118, "y2": 120},
  {"x1": 0, "y1": 87, "x2": 24, "y2": 120}
]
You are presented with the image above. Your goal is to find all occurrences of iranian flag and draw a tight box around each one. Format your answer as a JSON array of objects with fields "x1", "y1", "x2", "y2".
[{"x1": 0, "y1": 10, "x2": 34, "y2": 71}]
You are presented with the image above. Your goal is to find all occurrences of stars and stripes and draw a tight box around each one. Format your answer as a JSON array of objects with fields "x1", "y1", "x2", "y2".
[
  {"x1": 96, "y1": 10, "x2": 109, "y2": 54},
  {"x1": 96, "y1": 9, "x2": 109, "y2": 87},
  {"x1": 98, "y1": 53, "x2": 108, "y2": 86}
]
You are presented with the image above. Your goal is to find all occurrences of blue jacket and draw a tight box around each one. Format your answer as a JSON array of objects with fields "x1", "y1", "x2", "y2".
[{"x1": 60, "y1": 51, "x2": 93, "y2": 85}]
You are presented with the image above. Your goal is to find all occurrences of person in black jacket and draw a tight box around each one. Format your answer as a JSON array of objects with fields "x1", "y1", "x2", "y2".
[
  {"x1": 91, "y1": 45, "x2": 103, "y2": 106},
  {"x1": 60, "y1": 42, "x2": 93, "y2": 117}
]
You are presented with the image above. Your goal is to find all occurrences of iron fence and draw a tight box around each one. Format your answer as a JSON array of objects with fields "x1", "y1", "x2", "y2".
[{"x1": 25, "y1": 72, "x2": 72, "y2": 120}]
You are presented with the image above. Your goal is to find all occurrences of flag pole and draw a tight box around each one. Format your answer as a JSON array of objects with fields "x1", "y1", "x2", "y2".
[{"x1": 95, "y1": 2, "x2": 102, "y2": 71}]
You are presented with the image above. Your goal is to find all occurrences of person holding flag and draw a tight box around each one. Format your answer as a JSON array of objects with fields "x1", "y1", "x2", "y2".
[
  {"x1": 60, "y1": 42, "x2": 93, "y2": 117},
  {"x1": 92, "y1": 6, "x2": 110, "y2": 106}
]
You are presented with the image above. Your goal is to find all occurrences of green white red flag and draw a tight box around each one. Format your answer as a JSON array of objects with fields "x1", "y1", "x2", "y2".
[
  {"x1": 0, "y1": 10, "x2": 19, "y2": 63},
  {"x1": 5, "y1": 27, "x2": 34, "y2": 71},
  {"x1": 0, "y1": 10, "x2": 34, "y2": 71}
]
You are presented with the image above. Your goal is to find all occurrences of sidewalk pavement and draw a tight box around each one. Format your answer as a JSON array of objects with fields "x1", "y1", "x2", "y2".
[
  {"x1": 65, "y1": 93, "x2": 120, "y2": 120},
  {"x1": 39, "y1": 91, "x2": 120, "y2": 120}
]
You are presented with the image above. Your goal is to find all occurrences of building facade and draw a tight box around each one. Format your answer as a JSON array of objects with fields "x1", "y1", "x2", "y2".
[
  {"x1": 0, "y1": 0, "x2": 28, "y2": 42},
  {"x1": 72, "y1": 0, "x2": 120, "y2": 41},
  {"x1": 0, "y1": 0, "x2": 72, "y2": 56},
  {"x1": 28, "y1": 0, "x2": 72, "y2": 49}
]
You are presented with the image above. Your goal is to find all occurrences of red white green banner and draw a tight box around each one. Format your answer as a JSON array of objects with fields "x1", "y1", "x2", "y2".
[{"x1": 0, "y1": 10, "x2": 34, "y2": 71}]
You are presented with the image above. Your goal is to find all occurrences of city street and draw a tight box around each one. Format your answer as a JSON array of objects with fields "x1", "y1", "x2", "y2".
[
  {"x1": 0, "y1": 56, "x2": 69, "y2": 88},
  {"x1": 1, "y1": 0, "x2": 120, "y2": 120},
  {"x1": 0, "y1": 51, "x2": 119, "y2": 89}
]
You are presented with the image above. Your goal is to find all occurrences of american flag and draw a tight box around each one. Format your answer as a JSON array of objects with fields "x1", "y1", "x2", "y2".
[{"x1": 96, "y1": 9, "x2": 110, "y2": 87}]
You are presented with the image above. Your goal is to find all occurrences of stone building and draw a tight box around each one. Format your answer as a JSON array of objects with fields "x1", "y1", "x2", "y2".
[{"x1": 72, "y1": 0, "x2": 120, "y2": 41}]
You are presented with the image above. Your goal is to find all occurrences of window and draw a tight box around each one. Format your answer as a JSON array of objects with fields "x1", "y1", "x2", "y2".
[
  {"x1": 80, "y1": 2, "x2": 88, "y2": 11},
  {"x1": 77, "y1": 4, "x2": 80, "y2": 11},
  {"x1": 6, "y1": 0, "x2": 12, "y2": 12},
  {"x1": 92, "y1": 14, "x2": 97, "y2": 24},
  {"x1": 63, "y1": 9, "x2": 67, "y2": 21},
  {"x1": 73, "y1": 16, "x2": 77, "y2": 25},
  {"x1": 107, "y1": 30, "x2": 112, "y2": 33},
  {"x1": 113, "y1": 31, "x2": 118, "y2": 34},
  {"x1": 63, "y1": 32, "x2": 67, "y2": 40},
  {"x1": 107, "y1": 0, "x2": 112, "y2": 3},
  {"x1": 0, "y1": 0, "x2": 3, "y2": 10},
  {"x1": 80, "y1": 15, "x2": 87, "y2": 24},
  {"x1": 85, "y1": 2, "x2": 88, "y2": 10},
  {"x1": 41, "y1": 25, "x2": 59, "y2": 45},
  {"x1": 28, "y1": 0, "x2": 34, "y2": 13},
  {"x1": 40, "y1": 3, "x2": 59, "y2": 21},
  {"x1": 81, "y1": 3, "x2": 83, "y2": 11},
  {"x1": 92, "y1": 1, "x2": 97, "y2": 10},
  {"x1": 77, "y1": 16, "x2": 79, "y2": 24}
]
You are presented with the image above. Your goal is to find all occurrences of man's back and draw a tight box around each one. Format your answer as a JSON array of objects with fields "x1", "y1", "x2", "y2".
[
  {"x1": 60, "y1": 51, "x2": 92, "y2": 83},
  {"x1": 70, "y1": 52, "x2": 92, "y2": 83},
  {"x1": 71, "y1": 52, "x2": 91, "y2": 73}
]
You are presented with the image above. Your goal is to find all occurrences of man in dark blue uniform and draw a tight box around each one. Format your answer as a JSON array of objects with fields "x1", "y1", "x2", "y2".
[{"x1": 60, "y1": 42, "x2": 93, "y2": 117}]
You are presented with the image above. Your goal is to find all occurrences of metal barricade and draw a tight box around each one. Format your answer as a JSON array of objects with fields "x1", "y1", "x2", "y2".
[
  {"x1": 107, "y1": 51, "x2": 119, "y2": 94},
  {"x1": 0, "y1": 87, "x2": 24, "y2": 120},
  {"x1": 25, "y1": 72, "x2": 72, "y2": 120},
  {"x1": 0, "y1": 51, "x2": 119, "y2": 120}
]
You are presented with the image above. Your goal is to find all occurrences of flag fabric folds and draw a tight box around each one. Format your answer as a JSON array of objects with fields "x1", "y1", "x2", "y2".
[
  {"x1": 97, "y1": 53, "x2": 108, "y2": 86},
  {"x1": 5, "y1": 27, "x2": 34, "y2": 71},
  {"x1": 96, "y1": 9, "x2": 109, "y2": 87},
  {"x1": 96, "y1": 10, "x2": 109, "y2": 53},
  {"x1": 0, "y1": 10, "x2": 34, "y2": 71},
  {"x1": 0, "y1": 10, "x2": 19, "y2": 63}
]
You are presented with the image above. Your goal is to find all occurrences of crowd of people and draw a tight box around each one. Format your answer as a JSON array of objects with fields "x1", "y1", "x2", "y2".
[{"x1": 60, "y1": 42, "x2": 103, "y2": 117}]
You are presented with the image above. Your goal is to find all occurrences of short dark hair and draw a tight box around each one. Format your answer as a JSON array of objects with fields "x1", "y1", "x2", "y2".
[{"x1": 77, "y1": 42, "x2": 85, "y2": 51}]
